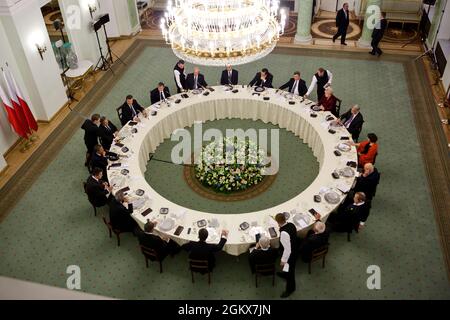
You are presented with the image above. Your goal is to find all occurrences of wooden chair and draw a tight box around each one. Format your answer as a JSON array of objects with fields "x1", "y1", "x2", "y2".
[
  {"x1": 189, "y1": 259, "x2": 211, "y2": 285},
  {"x1": 83, "y1": 182, "x2": 98, "y2": 216},
  {"x1": 308, "y1": 245, "x2": 329, "y2": 274},
  {"x1": 140, "y1": 245, "x2": 163, "y2": 273},
  {"x1": 254, "y1": 263, "x2": 275, "y2": 288},
  {"x1": 102, "y1": 216, "x2": 122, "y2": 246},
  {"x1": 116, "y1": 106, "x2": 124, "y2": 126},
  {"x1": 334, "y1": 98, "x2": 342, "y2": 117}
]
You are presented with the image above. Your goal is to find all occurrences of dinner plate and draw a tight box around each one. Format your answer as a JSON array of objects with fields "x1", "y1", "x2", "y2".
[
  {"x1": 324, "y1": 191, "x2": 341, "y2": 204},
  {"x1": 254, "y1": 86, "x2": 265, "y2": 93},
  {"x1": 135, "y1": 189, "x2": 145, "y2": 196},
  {"x1": 311, "y1": 105, "x2": 321, "y2": 112},
  {"x1": 206, "y1": 228, "x2": 219, "y2": 242},
  {"x1": 240, "y1": 222, "x2": 250, "y2": 231},
  {"x1": 339, "y1": 167, "x2": 355, "y2": 178},
  {"x1": 131, "y1": 197, "x2": 147, "y2": 210},
  {"x1": 284, "y1": 92, "x2": 295, "y2": 100},
  {"x1": 223, "y1": 85, "x2": 233, "y2": 91},
  {"x1": 337, "y1": 143, "x2": 352, "y2": 152},
  {"x1": 209, "y1": 218, "x2": 220, "y2": 228},
  {"x1": 159, "y1": 218, "x2": 175, "y2": 231},
  {"x1": 293, "y1": 213, "x2": 310, "y2": 227},
  {"x1": 110, "y1": 176, "x2": 125, "y2": 188},
  {"x1": 120, "y1": 169, "x2": 129, "y2": 175},
  {"x1": 197, "y1": 219, "x2": 207, "y2": 228},
  {"x1": 191, "y1": 89, "x2": 203, "y2": 95}
]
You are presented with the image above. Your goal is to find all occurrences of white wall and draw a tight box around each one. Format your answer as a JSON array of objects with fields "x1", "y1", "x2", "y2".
[
  {"x1": 0, "y1": 0, "x2": 67, "y2": 164},
  {"x1": 97, "y1": 0, "x2": 120, "y2": 37},
  {"x1": 0, "y1": 20, "x2": 22, "y2": 155}
]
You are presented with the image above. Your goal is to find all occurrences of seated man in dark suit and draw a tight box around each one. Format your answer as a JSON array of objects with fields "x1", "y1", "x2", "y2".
[
  {"x1": 248, "y1": 236, "x2": 278, "y2": 274},
  {"x1": 328, "y1": 192, "x2": 370, "y2": 233},
  {"x1": 182, "y1": 228, "x2": 228, "y2": 271},
  {"x1": 298, "y1": 221, "x2": 329, "y2": 263},
  {"x1": 85, "y1": 167, "x2": 112, "y2": 208},
  {"x1": 353, "y1": 163, "x2": 380, "y2": 201},
  {"x1": 279, "y1": 71, "x2": 307, "y2": 96},
  {"x1": 186, "y1": 67, "x2": 208, "y2": 90},
  {"x1": 338, "y1": 105, "x2": 364, "y2": 141},
  {"x1": 81, "y1": 114, "x2": 101, "y2": 166},
  {"x1": 108, "y1": 191, "x2": 138, "y2": 233},
  {"x1": 150, "y1": 82, "x2": 171, "y2": 105},
  {"x1": 119, "y1": 95, "x2": 145, "y2": 126},
  {"x1": 90, "y1": 144, "x2": 109, "y2": 180},
  {"x1": 98, "y1": 116, "x2": 118, "y2": 151},
  {"x1": 220, "y1": 64, "x2": 239, "y2": 85},
  {"x1": 137, "y1": 219, "x2": 181, "y2": 260},
  {"x1": 249, "y1": 68, "x2": 273, "y2": 88}
]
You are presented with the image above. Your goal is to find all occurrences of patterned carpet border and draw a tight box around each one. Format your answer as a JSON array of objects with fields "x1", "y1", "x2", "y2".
[{"x1": 0, "y1": 39, "x2": 449, "y2": 281}]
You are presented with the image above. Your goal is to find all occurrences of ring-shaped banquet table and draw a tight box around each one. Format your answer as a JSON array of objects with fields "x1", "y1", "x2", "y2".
[{"x1": 108, "y1": 86, "x2": 358, "y2": 256}]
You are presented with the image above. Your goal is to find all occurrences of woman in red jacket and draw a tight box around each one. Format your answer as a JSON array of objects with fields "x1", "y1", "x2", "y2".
[
  {"x1": 318, "y1": 87, "x2": 337, "y2": 116},
  {"x1": 354, "y1": 133, "x2": 378, "y2": 167}
]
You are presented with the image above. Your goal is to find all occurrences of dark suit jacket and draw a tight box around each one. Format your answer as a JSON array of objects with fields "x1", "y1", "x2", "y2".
[
  {"x1": 108, "y1": 198, "x2": 135, "y2": 232},
  {"x1": 249, "y1": 72, "x2": 274, "y2": 88},
  {"x1": 98, "y1": 122, "x2": 118, "y2": 151},
  {"x1": 248, "y1": 247, "x2": 278, "y2": 274},
  {"x1": 182, "y1": 237, "x2": 227, "y2": 271},
  {"x1": 137, "y1": 230, "x2": 171, "y2": 260},
  {"x1": 90, "y1": 152, "x2": 108, "y2": 179},
  {"x1": 81, "y1": 119, "x2": 99, "y2": 153},
  {"x1": 279, "y1": 78, "x2": 308, "y2": 96},
  {"x1": 85, "y1": 176, "x2": 109, "y2": 207},
  {"x1": 372, "y1": 18, "x2": 387, "y2": 40},
  {"x1": 340, "y1": 109, "x2": 364, "y2": 139},
  {"x1": 150, "y1": 87, "x2": 171, "y2": 105},
  {"x1": 220, "y1": 69, "x2": 239, "y2": 85},
  {"x1": 354, "y1": 169, "x2": 380, "y2": 200},
  {"x1": 336, "y1": 9, "x2": 350, "y2": 28},
  {"x1": 299, "y1": 229, "x2": 330, "y2": 263},
  {"x1": 119, "y1": 100, "x2": 144, "y2": 126},
  {"x1": 334, "y1": 203, "x2": 370, "y2": 233},
  {"x1": 186, "y1": 73, "x2": 208, "y2": 90}
]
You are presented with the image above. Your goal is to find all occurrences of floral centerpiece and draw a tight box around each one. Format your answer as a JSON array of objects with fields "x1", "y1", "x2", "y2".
[{"x1": 195, "y1": 137, "x2": 270, "y2": 193}]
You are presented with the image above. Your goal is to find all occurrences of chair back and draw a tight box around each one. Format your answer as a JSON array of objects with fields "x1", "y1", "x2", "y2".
[
  {"x1": 255, "y1": 263, "x2": 275, "y2": 276},
  {"x1": 334, "y1": 98, "x2": 342, "y2": 117},
  {"x1": 311, "y1": 245, "x2": 329, "y2": 262},
  {"x1": 116, "y1": 106, "x2": 124, "y2": 125},
  {"x1": 140, "y1": 245, "x2": 159, "y2": 261},
  {"x1": 189, "y1": 259, "x2": 209, "y2": 274}
]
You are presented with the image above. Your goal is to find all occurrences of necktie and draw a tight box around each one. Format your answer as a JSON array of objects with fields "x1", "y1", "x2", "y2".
[
  {"x1": 194, "y1": 76, "x2": 198, "y2": 89},
  {"x1": 345, "y1": 114, "x2": 355, "y2": 128},
  {"x1": 131, "y1": 105, "x2": 136, "y2": 117},
  {"x1": 160, "y1": 92, "x2": 163, "y2": 101},
  {"x1": 106, "y1": 126, "x2": 111, "y2": 132},
  {"x1": 291, "y1": 80, "x2": 298, "y2": 94},
  {"x1": 228, "y1": 71, "x2": 232, "y2": 84}
]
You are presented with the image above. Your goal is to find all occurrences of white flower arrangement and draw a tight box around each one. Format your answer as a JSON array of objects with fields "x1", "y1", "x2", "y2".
[{"x1": 195, "y1": 137, "x2": 269, "y2": 193}]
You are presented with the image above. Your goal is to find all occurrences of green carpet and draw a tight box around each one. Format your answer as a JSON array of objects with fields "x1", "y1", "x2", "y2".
[
  {"x1": 145, "y1": 119, "x2": 319, "y2": 213},
  {"x1": 0, "y1": 44, "x2": 449, "y2": 299}
]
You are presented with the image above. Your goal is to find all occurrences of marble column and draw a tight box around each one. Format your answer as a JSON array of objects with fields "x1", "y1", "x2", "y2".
[
  {"x1": 357, "y1": 0, "x2": 382, "y2": 47},
  {"x1": 294, "y1": 0, "x2": 314, "y2": 44}
]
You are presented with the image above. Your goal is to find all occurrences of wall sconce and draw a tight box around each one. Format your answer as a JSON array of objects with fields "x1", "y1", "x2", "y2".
[
  {"x1": 88, "y1": 3, "x2": 97, "y2": 18},
  {"x1": 36, "y1": 43, "x2": 47, "y2": 60}
]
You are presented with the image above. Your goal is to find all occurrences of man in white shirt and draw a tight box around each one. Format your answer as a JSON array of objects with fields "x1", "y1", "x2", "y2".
[
  {"x1": 306, "y1": 68, "x2": 333, "y2": 100},
  {"x1": 173, "y1": 60, "x2": 186, "y2": 93},
  {"x1": 275, "y1": 213, "x2": 298, "y2": 298}
]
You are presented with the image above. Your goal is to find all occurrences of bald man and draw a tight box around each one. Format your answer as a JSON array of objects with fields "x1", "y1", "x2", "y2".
[
  {"x1": 186, "y1": 67, "x2": 208, "y2": 90},
  {"x1": 220, "y1": 64, "x2": 239, "y2": 85}
]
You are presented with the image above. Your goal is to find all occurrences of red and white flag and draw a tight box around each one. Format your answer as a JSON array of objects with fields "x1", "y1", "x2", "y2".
[
  {"x1": 0, "y1": 82, "x2": 28, "y2": 138},
  {"x1": 4, "y1": 67, "x2": 38, "y2": 132},
  {"x1": 2, "y1": 69, "x2": 30, "y2": 137}
]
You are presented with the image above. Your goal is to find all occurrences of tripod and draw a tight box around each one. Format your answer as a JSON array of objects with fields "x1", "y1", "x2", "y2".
[
  {"x1": 94, "y1": 27, "x2": 114, "y2": 74},
  {"x1": 102, "y1": 24, "x2": 127, "y2": 68}
]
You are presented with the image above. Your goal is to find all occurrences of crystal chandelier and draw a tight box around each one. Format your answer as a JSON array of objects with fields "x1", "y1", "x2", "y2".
[{"x1": 160, "y1": 0, "x2": 287, "y2": 66}]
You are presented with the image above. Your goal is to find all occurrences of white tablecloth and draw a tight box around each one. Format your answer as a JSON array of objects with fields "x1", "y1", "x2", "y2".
[{"x1": 108, "y1": 86, "x2": 357, "y2": 256}]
